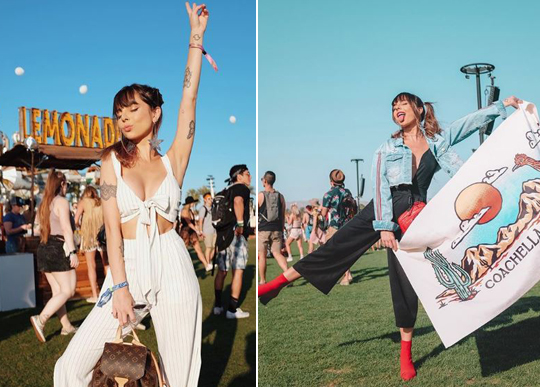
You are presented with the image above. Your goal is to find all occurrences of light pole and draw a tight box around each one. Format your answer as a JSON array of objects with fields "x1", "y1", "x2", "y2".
[
  {"x1": 350, "y1": 158, "x2": 364, "y2": 207},
  {"x1": 206, "y1": 175, "x2": 215, "y2": 198},
  {"x1": 460, "y1": 63, "x2": 495, "y2": 145}
]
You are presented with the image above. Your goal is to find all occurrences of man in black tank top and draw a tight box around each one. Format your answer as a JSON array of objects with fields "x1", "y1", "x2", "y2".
[{"x1": 258, "y1": 171, "x2": 289, "y2": 284}]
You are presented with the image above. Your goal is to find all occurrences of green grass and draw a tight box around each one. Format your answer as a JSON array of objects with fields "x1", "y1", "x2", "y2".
[
  {"x1": 259, "y1": 241, "x2": 540, "y2": 387},
  {"x1": 0, "y1": 239, "x2": 256, "y2": 387}
]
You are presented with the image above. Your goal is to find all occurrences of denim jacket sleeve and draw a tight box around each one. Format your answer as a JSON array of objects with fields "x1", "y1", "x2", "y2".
[
  {"x1": 443, "y1": 100, "x2": 507, "y2": 146},
  {"x1": 371, "y1": 145, "x2": 399, "y2": 232}
]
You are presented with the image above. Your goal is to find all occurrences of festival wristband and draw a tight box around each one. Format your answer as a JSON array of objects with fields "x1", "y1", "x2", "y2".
[
  {"x1": 96, "y1": 281, "x2": 129, "y2": 308},
  {"x1": 189, "y1": 43, "x2": 218, "y2": 72}
]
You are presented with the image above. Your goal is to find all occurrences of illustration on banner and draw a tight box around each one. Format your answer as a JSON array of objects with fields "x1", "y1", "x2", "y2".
[{"x1": 427, "y1": 152, "x2": 540, "y2": 308}]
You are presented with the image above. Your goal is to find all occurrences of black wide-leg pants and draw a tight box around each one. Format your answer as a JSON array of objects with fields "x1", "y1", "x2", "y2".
[{"x1": 294, "y1": 191, "x2": 419, "y2": 328}]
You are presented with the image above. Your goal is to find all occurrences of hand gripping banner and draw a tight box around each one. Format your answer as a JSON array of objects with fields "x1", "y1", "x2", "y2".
[{"x1": 395, "y1": 102, "x2": 540, "y2": 347}]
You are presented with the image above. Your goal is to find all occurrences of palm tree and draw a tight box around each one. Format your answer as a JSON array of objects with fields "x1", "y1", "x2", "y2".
[{"x1": 185, "y1": 186, "x2": 211, "y2": 202}]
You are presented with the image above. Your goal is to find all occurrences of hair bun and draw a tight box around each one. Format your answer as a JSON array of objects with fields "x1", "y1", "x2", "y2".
[{"x1": 153, "y1": 88, "x2": 164, "y2": 106}]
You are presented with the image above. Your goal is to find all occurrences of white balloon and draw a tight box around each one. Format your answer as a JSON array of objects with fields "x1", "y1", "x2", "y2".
[
  {"x1": 229, "y1": 116, "x2": 237, "y2": 124},
  {"x1": 15, "y1": 67, "x2": 24, "y2": 76},
  {"x1": 79, "y1": 85, "x2": 88, "y2": 94}
]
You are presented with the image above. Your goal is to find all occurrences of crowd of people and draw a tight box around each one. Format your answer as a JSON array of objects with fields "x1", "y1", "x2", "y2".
[
  {"x1": 20, "y1": 160, "x2": 253, "y2": 348},
  {"x1": 257, "y1": 168, "x2": 378, "y2": 286}
]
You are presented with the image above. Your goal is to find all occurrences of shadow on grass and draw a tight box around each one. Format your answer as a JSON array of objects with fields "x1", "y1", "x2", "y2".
[
  {"x1": 227, "y1": 332, "x2": 256, "y2": 387},
  {"x1": 338, "y1": 325, "x2": 435, "y2": 347},
  {"x1": 349, "y1": 266, "x2": 389, "y2": 285},
  {"x1": 475, "y1": 296, "x2": 540, "y2": 376},
  {"x1": 0, "y1": 299, "x2": 92, "y2": 342},
  {"x1": 194, "y1": 250, "x2": 255, "y2": 387}
]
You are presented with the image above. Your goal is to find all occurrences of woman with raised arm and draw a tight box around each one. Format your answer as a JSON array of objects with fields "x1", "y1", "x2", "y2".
[
  {"x1": 30, "y1": 171, "x2": 79, "y2": 343},
  {"x1": 259, "y1": 92, "x2": 522, "y2": 381},
  {"x1": 54, "y1": 3, "x2": 210, "y2": 386}
]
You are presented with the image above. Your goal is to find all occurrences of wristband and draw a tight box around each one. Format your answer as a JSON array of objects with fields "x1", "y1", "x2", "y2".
[
  {"x1": 97, "y1": 281, "x2": 129, "y2": 307},
  {"x1": 69, "y1": 249, "x2": 77, "y2": 256},
  {"x1": 237, "y1": 221, "x2": 244, "y2": 227},
  {"x1": 189, "y1": 43, "x2": 218, "y2": 72}
]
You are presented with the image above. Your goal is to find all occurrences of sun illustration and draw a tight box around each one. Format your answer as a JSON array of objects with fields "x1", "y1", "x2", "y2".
[{"x1": 455, "y1": 182, "x2": 502, "y2": 224}]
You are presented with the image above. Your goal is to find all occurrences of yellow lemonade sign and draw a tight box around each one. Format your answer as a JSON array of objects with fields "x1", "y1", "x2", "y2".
[{"x1": 19, "y1": 107, "x2": 121, "y2": 149}]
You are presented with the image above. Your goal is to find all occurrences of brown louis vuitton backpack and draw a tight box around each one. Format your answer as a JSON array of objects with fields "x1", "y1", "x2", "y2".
[{"x1": 90, "y1": 325, "x2": 167, "y2": 387}]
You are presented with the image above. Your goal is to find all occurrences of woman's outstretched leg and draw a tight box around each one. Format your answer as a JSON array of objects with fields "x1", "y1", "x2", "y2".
[
  {"x1": 259, "y1": 201, "x2": 379, "y2": 304},
  {"x1": 258, "y1": 267, "x2": 302, "y2": 305},
  {"x1": 387, "y1": 248, "x2": 419, "y2": 381}
]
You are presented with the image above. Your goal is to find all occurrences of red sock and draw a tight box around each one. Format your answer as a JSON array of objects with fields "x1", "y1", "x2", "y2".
[
  {"x1": 258, "y1": 274, "x2": 290, "y2": 305},
  {"x1": 400, "y1": 340, "x2": 416, "y2": 381}
]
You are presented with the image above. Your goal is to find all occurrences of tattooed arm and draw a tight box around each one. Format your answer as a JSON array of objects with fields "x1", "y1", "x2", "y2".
[
  {"x1": 168, "y1": 2, "x2": 209, "y2": 187},
  {"x1": 100, "y1": 155, "x2": 135, "y2": 326}
]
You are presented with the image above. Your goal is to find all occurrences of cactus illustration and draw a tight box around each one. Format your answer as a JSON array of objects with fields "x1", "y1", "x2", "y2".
[{"x1": 424, "y1": 248, "x2": 472, "y2": 301}]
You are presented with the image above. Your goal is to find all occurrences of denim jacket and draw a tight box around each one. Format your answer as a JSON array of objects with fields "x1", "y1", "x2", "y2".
[{"x1": 371, "y1": 101, "x2": 507, "y2": 232}]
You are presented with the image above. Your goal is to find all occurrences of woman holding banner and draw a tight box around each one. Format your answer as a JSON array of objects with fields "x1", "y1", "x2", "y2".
[{"x1": 259, "y1": 92, "x2": 521, "y2": 380}]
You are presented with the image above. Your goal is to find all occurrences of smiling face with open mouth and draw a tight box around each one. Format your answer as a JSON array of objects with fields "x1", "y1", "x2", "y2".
[{"x1": 392, "y1": 99, "x2": 420, "y2": 128}]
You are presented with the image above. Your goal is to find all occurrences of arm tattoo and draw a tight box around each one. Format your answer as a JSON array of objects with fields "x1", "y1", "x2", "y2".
[
  {"x1": 119, "y1": 240, "x2": 124, "y2": 257},
  {"x1": 101, "y1": 181, "x2": 117, "y2": 201},
  {"x1": 183, "y1": 67, "x2": 192, "y2": 89},
  {"x1": 193, "y1": 34, "x2": 201, "y2": 41},
  {"x1": 187, "y1": 120, "x2": 195, "y2": 139}
]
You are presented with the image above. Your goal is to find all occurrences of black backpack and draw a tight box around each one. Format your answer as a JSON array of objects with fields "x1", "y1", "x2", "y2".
[
  {"x1": 339, "y1": 189, "x2": 358, "y2": 223},
  {"x1": 212, "y1": 184, "x2": 238, "y2": 251}
]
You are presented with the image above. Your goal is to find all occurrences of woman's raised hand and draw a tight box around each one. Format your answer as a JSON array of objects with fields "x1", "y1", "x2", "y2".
[
  {"x1": 380, "y1": 230, "x2": 398, "y2": 252},
  {"x1": 503, "y1": 96, "x2": 523, "y2": 109},
  {"x1": 185, "y1": 2, "x2": 208, "y2": 34}
]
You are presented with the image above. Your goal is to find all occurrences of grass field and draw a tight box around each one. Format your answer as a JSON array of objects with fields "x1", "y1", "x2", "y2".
[
  {"x1": 0, "y1": 238, "x2": 256, "y2": 387},
  {"x1": 259, "y1": 241, "x2": 540, "y2": 387}
]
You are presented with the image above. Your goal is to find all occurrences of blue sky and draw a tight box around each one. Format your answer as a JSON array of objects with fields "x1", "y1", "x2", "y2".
[
  {"x1": 259, "y1": 0, "x2": 540, "y2": 204},
  {"x1": 0, "y1": 0, "x2": 255, "y2": 194}
]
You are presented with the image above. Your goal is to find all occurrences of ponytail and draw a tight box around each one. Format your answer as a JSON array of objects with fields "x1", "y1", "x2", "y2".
[
  {"x1": 391, "y1": 92, "x2": 442, "y2": 139},
  {"x1": 422, "y1": 102, "x2": 442, "y2": 138}
]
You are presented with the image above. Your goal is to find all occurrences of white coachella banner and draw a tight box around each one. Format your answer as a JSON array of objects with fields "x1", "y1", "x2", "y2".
[{"x1": 395, "y1": 101, "x2": 540, "y2": 347}]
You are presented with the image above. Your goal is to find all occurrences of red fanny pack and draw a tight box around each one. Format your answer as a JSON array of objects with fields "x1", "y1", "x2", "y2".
[{"x1": 397, "y1": 201, "x2": 426, "y2": 234}]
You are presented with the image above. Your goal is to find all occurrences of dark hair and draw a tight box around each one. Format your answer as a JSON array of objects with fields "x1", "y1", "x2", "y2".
[
  {"x1": 228, "y1": 164, "x2": 249, "y2": 183},
  {"x1": 203, "y1": 192, "x2": 212, "y2": 199},
  {"x1": 391, "y1": 92, "x2": 442, "y2": 139},
  {"x1": 263, "y1": 171, "x2": 276, "y2": 186},
  {"x1": 101, "y1": 84, "x2": 164, "y2": 167}
]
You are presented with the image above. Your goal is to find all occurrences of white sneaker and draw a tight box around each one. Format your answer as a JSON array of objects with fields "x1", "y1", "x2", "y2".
[
  {"x1": 226, "y1": 308, "x2": 250, "y2": 319},
  {"x1": 30, "y1": 315, "x2": 46, "y2": 343},
  {"x1": 134, "y1": 323, "x2": 146, "y2": 331},
  {"x1": 206, "y1": 264, "x2": 213, "y2": 272},
  {"x1": 61, "y1": 326, "x2": 78, "y2": 335},
  {"x1": 286, "y1": 256, "x2": 293, "y2": 262},
  {"x1": 213, "y1": 306, "x2": 224, "y2": 315}
]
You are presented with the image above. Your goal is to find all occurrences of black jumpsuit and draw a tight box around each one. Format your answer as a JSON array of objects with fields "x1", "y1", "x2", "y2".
[{"x1": 294, "y1": 150, "x2": 439, "y2": 327}]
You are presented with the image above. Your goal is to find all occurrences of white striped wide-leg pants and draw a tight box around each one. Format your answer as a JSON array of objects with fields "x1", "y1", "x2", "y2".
[{"x1": 54, "y1": 229, "x2": 202, "y2": 387}]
